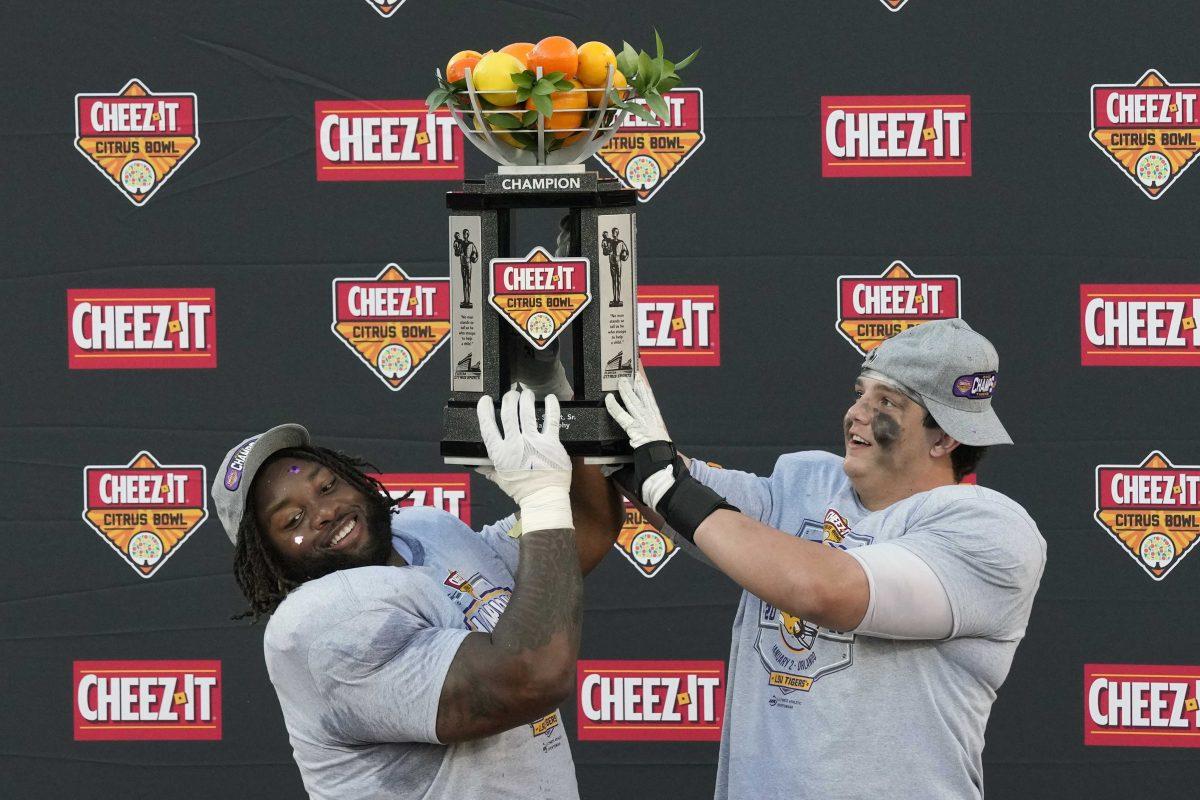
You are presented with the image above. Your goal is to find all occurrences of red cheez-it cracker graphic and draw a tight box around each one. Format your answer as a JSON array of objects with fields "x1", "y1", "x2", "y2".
[
  {"x1": 74, "y1": 660, "x2": 221, "y2": 741},
  {"x1": 1090, "y1": 70, "x2": 1200, "y2": 199},
  {"x1": 315, "y1": 100, "x2": 464, "y2": 181},
  {"x1": 637, "y1": 285, "x2": 720, "y2": 366},
  {"x1": 836, "y1": 262, "x2": 960, "y2": 355},
  {"x1": 82, "y1": 453, "x2": 208, "y2": 578},
  {"x1": 372, "y1": 473, "x2": 472, "y2": 526},
  {"x1": 1094, "y1": 451, "x2": 1200, "y2": 580},
  {"x1": 74, "y1": 79, "x2": 200, "y2": 205},
  {"x1": 577, "y1": 660, "x2": 725, "y2": 741},
  {"x1": 1084, "y1": 664, "x2": 1200, "y2": 748},
  {"x1": 1080, "y1": 285, "x2": 1200, "y2": 366},
  {"x1": 67, "y1": 288, "x2": 217, "y2": 369},
  {"x1": 331, "y1": 264, "x2": 452, "y2": 391},
  {"x1": 822, "y1": 95, "x2": 971, "y2": 177},
  {"x1": 595, "y1": 88, "x2": 705, "y2": 201}
]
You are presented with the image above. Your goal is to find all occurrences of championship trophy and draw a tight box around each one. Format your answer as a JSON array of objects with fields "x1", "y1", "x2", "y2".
[{"x1": 429, "y1": 36, "x2": 696, "y2": 464}]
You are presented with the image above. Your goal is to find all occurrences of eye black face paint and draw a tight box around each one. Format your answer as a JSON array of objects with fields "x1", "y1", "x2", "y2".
[{"x1": 871, "y1": 412, "x2": 901, "y2": 449}]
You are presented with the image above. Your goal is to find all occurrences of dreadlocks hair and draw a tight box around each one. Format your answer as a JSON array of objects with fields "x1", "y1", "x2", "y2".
[
  {"x1": 232, "y1": 445, "x2": 402, "y2": 623},
  {"x1": 922, "y1": 412, "x2": 988, "y2": 483}
]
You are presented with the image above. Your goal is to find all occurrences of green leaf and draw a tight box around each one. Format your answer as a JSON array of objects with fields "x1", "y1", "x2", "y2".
[
  {"x1": 638, "y1": 51, "x2": 655, "y2": 85},
  {"x1": 654, "y1": 29, "x2": 664, "y2": 60},
  {"x1": 547, "y1": 137, "x2": 565, "y2": 152},
  {"x1": 511, "y1": 71, "x2": 535, "y2": 89},
  {"x1": 533, "y1": 93, "x2": 554, "y2": 118},
  {"x1": 510, "y1": 131, "x2": 536, "y2": 149},
  {"x1": 618, "y1": 42, "x2": 638, "y2": 77},
  {"x1": 488, "y1": 112, "x2": 522, "y2": 130},
  {"x1": 521, "y1": 109, "x2": 539, "y2": 126},
  {"x1": 542, "y1": 71, "x2": 565, "y2": 83},
  {"x1": 532, "y1": 79, "x2": 557, "y2": 96},
  {"x1": 516, "y1": 87, "x2": 532, "y2": 103},
  {"x1": 651, "y1": 56, "x2": 666, "y2": 88},
  {"x1": 657, "y1": 75, "x2": 681, "y2": 93},
  {"x1": 554, "y1": 79, "x2": 574, "y2": 91},
  {"x1": 623, "y1": 101, "x2": 657, "y2": 124},
  {"x1": 645, "y1": 91, "x2": 670, "y2": 123},
  {"x1": 674, "y1": 48, "x2": 700, "y2": 71},
  {"x1": 425, "y1": 88, "x2": 450, "y2": 110}
]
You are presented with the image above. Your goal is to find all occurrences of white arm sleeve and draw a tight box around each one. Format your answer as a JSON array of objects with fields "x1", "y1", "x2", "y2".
[{"x1": 847, "y1": 542, "x2": 954, "y2": 640}]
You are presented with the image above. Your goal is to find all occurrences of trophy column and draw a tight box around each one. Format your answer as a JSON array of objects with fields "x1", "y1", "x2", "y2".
[{"x1": 441, "y1": 170, "x2": 639, "y2": 464}]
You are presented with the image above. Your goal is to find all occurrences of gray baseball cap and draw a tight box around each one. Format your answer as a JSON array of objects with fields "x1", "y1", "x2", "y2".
[
  {"x1": 859, "y1": 319, "x2": 1012, "y2": 447},
  {"x1": 211, "y1": 424, "x2": 312, "y2": 545}
]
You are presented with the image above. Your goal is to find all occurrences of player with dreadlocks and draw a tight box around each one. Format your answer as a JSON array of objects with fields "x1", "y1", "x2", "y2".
[{"x1": 211, "y1": 353, "x2": 621, "y2": 800}]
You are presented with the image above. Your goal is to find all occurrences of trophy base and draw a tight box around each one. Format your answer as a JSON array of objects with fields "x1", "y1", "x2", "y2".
[{"x1": 441, "y1": 399, "x2": 633, "y2": 464}]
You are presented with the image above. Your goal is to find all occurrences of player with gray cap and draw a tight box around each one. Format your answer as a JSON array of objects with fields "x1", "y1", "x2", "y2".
[
  {"x1": 211, "y1": 359, "x2": 620, "y2": 799},
  {"x1": 606, "y1": 318, "x2": 1046, "y2": 800}
]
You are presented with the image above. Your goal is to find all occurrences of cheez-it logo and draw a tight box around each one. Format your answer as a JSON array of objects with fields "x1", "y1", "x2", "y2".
[
  {"x1": 1094, "y1": 451, "x2": 1200, "y2": 581},
  {"x1": 1080, "y1": 284, "x2": 1200, "y2": 367},
  {"x1": 822, "y1": 95, "x2": 971, "y2": 177},
  {"x1": 1084, "y1": 664, "x2": 1200, "y2": 748},
  {"x1": 1090, "y1": 70, "x2": 1200, "y2": 199},
  {"x1": 836, "y1": 262, "x2": 961, "y2": 355},
  {"x1": 82, "y1": 452, "x2": 208, "y2": 578},
  {"x1": 67, "y1": 288, "x2": 217, "y2": 369},
  {"x1": 637, "y1": 285, "x2": 720, "y2": 367},
  {"x1": 331, "y1": 264, "x2": 452, "y2": 391},
  {"x1": 74, "y1": 79, "x2": 199, "y2": 205},
  {"x1": 314, "y1": 100, "x2": 463, "y2": 181}
]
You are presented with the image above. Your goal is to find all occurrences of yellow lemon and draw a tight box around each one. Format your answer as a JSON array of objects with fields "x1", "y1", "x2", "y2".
[{"x1": 470, "y1": 51, "x2": 526, "y2": 107}]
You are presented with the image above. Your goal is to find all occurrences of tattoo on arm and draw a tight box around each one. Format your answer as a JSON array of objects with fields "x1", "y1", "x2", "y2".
[{"x1": 436, "y1": 528, "x2": 582, "y2": 742}]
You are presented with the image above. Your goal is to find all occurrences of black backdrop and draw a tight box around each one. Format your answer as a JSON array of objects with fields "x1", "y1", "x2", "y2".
[{"x1": 4, "y1": 2, "x2": 1200, "y2": 798}]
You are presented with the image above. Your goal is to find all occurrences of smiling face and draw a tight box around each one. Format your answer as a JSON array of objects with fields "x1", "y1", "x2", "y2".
[
  {"x1": 843, "y1": 375, "x2": 957, "y2": 508},
  {"x1": 251, "y1": 455, "x2": 393, "y2": 582}
]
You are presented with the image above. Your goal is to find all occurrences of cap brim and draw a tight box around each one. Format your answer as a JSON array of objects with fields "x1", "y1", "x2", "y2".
[{"x1": 923, "y1": 396, "x2": 1012, "y2": 447}]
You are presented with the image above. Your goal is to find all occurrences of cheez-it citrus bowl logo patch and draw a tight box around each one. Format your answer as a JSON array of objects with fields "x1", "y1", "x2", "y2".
[
  {"x1": 822, "y1": 95, "x2": 971, "y2": 177},
  {"x1": 836, "y1": 261, "x2": 961, "y2": 355},
  {"x1": 637, "y1": 285, "x2": 720, "y2": 367},
  {"x1": 1094, "y1": 451, "x2": 1200, "y2": 581},
  {"x1": 489, "y1": 246, "x2": 591, "y2": 350},
  {"x1": 1080, "y1": 284, "x2": 1200, "y2": 366},
  {"x1": 82, "y1": 453, "x2": 208, "y2": 579},
  {"x1": 74, "y1": 79, "x2": 199, "y2": 206},
  {"x1": 362, "y1": 0, "x2": 407, "y2": 17},
  {"x1": 314, "y1": 100, "x2": 463, "y2": 181},
  {"x1": 1090, "y1": 70, "x2": 1200, "y2": 199},
  {"x1": 67, "y1": 288, "x2": 217, "y2": 369},
  {"x1": 331, "y1": 264, "x2": 452, "y2": 391},
  {"x1": 614, "y1": 501, "x2": 679, "y2": 578},
  {"x1": 595, "y1": 88, "x2": 704, "y2": 202}
]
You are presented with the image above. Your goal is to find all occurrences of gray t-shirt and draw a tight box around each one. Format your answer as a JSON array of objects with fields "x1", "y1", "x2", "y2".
[
  {"x1": 263, "y1": 506, "x2": 577, "y2": 800},
  {"x1": 689, "y1": 451, "x2": 1046, "y2": 800}
]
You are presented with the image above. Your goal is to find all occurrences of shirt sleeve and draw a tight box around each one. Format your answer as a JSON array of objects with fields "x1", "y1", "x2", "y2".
[
  {"x1": 306, "y1": 575, "x2": 471, "y2": 745},
  {"x1": 688, "y1": 459, "x2": 774, "y2": 523},
  {"x1": 476, "y1": 513, "x2": 520, "y2": 575},
  {"x1": 887, "y1": 495, "x2": 1046, "y2": 641}
]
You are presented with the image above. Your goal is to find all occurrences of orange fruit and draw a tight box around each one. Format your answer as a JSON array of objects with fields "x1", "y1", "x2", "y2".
[
  {"x1": 527, "y1": 36, "x2": 578, "y2": 80},
  {"x1": 584, "y1": 69, "x2": 628, "y2": 106},
  {"x1": 577, "y1": 41, "x2": 617, "y2": 87},
  {"x1": 500, "y1": 42, "x2": 536, "y2": 68},
  {"x1": 445, "y1": 50, "x2": 482, "y2": 82},
  {"x1": 526, "y1": 78, "x2": 587, "y2": 139},
  {"x1": 446, "y1": 53, "x2": 482, "y2": 84}
]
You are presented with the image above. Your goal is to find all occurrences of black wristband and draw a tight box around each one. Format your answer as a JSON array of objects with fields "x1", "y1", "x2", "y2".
[{"x1": 657, "y1": 458, "x2": 738, "y2": 543}]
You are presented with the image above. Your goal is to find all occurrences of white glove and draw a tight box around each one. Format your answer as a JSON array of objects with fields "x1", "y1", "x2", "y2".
[
  {"x1": 604, "y1": 371, "x2": 671, "y2": 448},
  {"x1": 476, "y1": 387, "x2": 573, "y2": 533},
  {"x1": 604, "y1": 371, "x2": 677, "y2": 509}
]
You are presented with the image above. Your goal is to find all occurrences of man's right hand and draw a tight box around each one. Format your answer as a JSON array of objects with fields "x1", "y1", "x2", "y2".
[{"x1": 477, "y1": 387, "x2": 573, "y2": 534}]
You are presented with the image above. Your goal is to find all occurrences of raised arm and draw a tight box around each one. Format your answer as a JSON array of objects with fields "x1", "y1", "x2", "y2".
[{"x1": 435, "y1": 388, "x2": 582, "y2": 743}]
